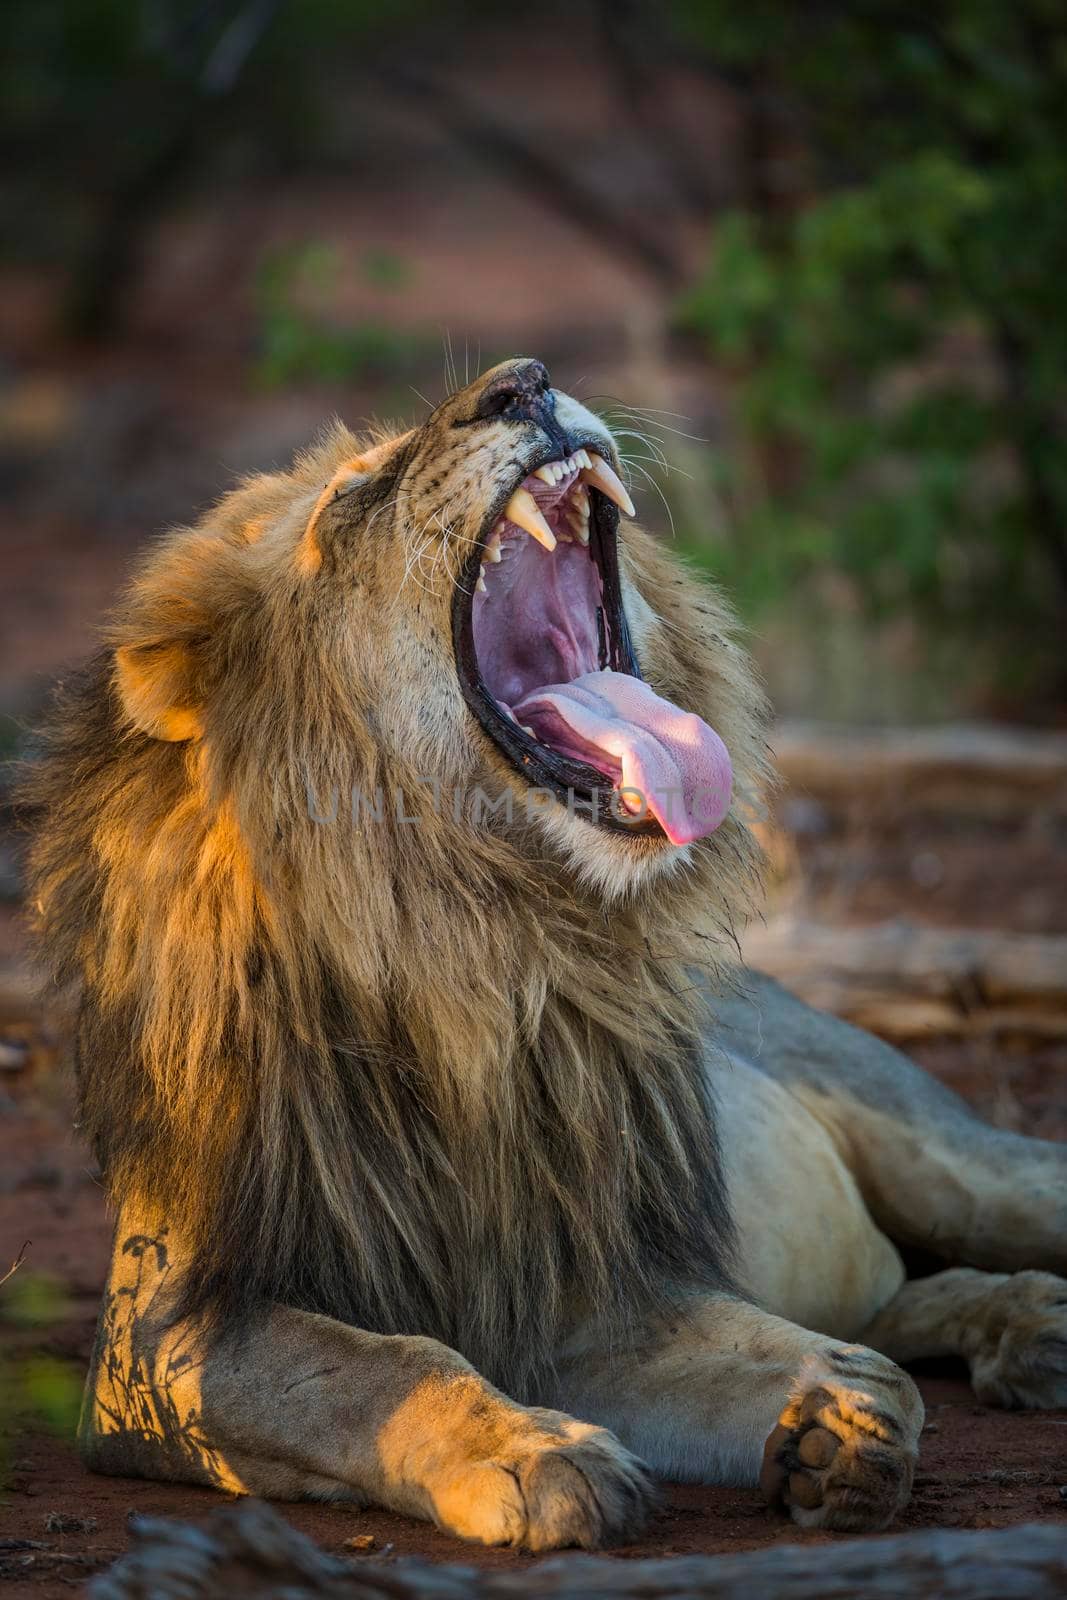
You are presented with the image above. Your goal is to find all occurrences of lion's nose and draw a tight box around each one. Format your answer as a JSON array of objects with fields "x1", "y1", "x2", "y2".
[{"x1": 475, "y1": 359, "x2": 553, "y2": 424}]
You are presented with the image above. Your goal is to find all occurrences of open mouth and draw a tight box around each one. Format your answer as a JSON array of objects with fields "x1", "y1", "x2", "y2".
[{"x1": 451, "y1": 445, "x2": 733, "y2": 844}]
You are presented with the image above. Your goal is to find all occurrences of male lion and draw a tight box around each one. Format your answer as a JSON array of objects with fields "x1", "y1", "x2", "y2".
[{"x1": 27, "y1": 360, "x2": 1067, "y2": 1549}]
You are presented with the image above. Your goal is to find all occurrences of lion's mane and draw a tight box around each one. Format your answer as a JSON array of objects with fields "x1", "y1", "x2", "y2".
[{"x1": 25, "y1": 425, "x2": 770, "y2": 1397}]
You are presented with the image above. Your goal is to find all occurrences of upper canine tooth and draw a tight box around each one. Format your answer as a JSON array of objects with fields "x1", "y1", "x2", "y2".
[
  {"x1": 534, "y1": 464, "x2": 556, "y2": 486},
  {"x1": 581, "y1": 453, "x2": 635, "y2": 517},
  {"x1": 504, "y1": 487, "x2": 556, "y2": 551}
]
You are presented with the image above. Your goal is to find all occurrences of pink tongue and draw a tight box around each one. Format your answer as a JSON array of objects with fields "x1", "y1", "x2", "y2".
[{"x1": 512, "y1": 670, "x2": 732, "y2": 846}]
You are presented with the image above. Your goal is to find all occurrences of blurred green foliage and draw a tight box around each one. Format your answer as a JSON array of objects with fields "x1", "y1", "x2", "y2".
[
  {"x1": 254, "y1": 242, "x2": 428, "y2": 387},
  {"x1": 676, "y1": 0, "x2": 1067, "y2": 674},
  {"x1": 1, "y1": 1267, "x2": 82, "y2": 1486}
]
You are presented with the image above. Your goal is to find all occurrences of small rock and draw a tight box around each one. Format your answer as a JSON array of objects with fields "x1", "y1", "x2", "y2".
[
  {"x1": 343, "y1": 1533, "x2": 376, "y2": 1552},
  {"x1": 45, "y1": 1512, "x2": 98, "y2": 1535}
]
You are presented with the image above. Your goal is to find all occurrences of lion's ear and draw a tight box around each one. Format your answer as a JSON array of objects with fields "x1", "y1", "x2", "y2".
[
  {"x1": 298, "y1": 431, "x2": 415, "y2": 574},
  {"x1": 114, "y1": 641, "x2": 203, "y2": 742}
]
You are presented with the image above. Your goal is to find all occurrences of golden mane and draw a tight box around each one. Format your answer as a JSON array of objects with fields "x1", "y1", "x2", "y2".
[{"x1": 25, "y1": 411, "x2": 770, "y2": 1397}]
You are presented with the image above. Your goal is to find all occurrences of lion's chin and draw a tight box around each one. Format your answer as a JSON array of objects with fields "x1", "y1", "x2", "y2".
[{"x1": 452, "y1": 449, "x2": 732, "y2": 849}]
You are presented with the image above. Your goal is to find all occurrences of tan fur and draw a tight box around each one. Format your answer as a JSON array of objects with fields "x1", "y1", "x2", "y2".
[{"x1": 26, "y1": 363, "x2": 1067, "y2": 1549}]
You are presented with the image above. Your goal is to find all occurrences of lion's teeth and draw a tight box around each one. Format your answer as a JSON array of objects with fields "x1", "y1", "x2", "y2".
[
  {"x1": 566, "y1": 487, "x2": 591, "y2": 545},
  {"x1": 485, "y1": 531, "x2": 503, "y2": 562},
  {"x1": 521, "y1": 725, "x2": 536, "y2": 737},
  {"x1": 581, "y1": 452, "x2": 635, "y2": 517},
  {"x1": 476, "y1": 571, "x2": 487, "y2": 593},
  {"x1": 504, "y1": 486, "x2": 557, "y2": 551},
  {"x1": 534, "y1": 464, "x2": 556, "y2": 485}
]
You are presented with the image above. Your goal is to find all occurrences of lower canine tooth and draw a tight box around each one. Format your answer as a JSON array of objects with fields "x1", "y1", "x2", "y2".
[
  {"x1": 504, "y1": 486, "x2": 557, "y2": 551},
  {"x1": 581, "y1": 453, "x2": 635, "y2": 517}
]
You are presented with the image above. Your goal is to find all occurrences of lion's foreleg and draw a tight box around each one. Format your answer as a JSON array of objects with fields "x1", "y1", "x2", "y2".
[
  {"x1": 81, "y1": 1213, "x2": 652, "y2": 1550},
  {"x1": 553, "y1": 1294, "x2": 923, "y2": 1533}
]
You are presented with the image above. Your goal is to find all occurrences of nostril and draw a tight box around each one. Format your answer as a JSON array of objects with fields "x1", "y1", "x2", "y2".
[
  {"x1": 475, "y1": 361, "x2": 552, "y2": 423},
  {"x1": 480, "y1": 384, "x2": 520, "y2": 420}
]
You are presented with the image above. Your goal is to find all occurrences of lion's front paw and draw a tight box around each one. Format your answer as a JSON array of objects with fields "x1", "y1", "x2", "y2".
[
  {"x1": 759, "y1": 1346, "x2": 922, "y2": 1533},
  {"x1": 969, "y1": 1271, "x2": 1067, "y2": 1409},
  {"x1": 429, "y1": 1412, "x2": 654, "y2": 1551}
]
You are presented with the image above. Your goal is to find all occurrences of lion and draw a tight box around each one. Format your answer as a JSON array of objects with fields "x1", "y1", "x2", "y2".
[{"x1": 25, "y1": 358, "x2": 1067, "y2": 1550}]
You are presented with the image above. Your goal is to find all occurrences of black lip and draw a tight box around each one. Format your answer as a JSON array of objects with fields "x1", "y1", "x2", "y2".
[{"x1": 451, "y1": 442, "x2": 664, "y2": 838}]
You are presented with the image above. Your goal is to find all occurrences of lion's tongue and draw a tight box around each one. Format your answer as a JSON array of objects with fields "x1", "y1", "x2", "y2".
[{"x1": 512, "y1": 669, "x2": 732, "y2": 846}]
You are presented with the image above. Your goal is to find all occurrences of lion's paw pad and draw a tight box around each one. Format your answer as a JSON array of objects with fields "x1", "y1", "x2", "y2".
[{"x1": 760, "y1": 1348, "x2": 922, "y2": 1533}]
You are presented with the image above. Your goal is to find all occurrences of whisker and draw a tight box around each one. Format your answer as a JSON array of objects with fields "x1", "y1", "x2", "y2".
[
  {"x1": 593, "y1": 411, "x2": 673, "y2": 466},
  {"x1": 618, "y1": 448, "x2": 692, "y2": 482},
  {"x1": 588, "y1": 394, "x2": 709, "y2": 446},
  {"x1": 626, "y1": 460, "x2": 677, "y2": 541},
  {"x1": 365, "y1": 495, "x2": 401, "y2": 534},
  {"x1": 402, "y1": 530, "x2": 437, "y2": 595},
  {"x1": 611, "y1": 428, "x2": 670, "y2": 470},
  {"x1": 446, "y1": 330, "x2": 459, "y2": 397},
  {"x1": 618, "y1": 408, "x2": 708, "y2": 445}
]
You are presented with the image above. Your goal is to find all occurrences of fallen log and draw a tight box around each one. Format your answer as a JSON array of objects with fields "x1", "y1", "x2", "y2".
[
  {"x1": 89, "y1": 1498, "x2": 1067, "y2": 1600},
  {"x1": 742, "y1": 917, "x2": 1067, "y2": 1040},
  {"x1": 772, "y1": 721, "x2": 1067, "y2": 821}
]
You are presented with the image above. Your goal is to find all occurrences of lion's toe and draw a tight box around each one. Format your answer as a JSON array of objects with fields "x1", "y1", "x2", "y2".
[
  {"x1": 431, "y1": 1421, "x2": 653, "y2": 1551},
  {"x1": 517, "y1": 1433, "x2": 654, "y2": 1551}
]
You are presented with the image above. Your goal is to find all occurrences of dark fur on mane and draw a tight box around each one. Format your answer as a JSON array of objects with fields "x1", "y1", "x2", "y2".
[{"x1": 23, "y1": 423, "x2": 769, "y2": 1399}]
